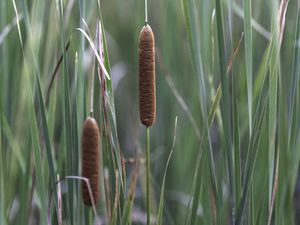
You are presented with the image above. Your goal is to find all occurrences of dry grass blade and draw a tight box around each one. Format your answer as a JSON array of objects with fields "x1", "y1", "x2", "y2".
[
  {"x1": 227, "y1": 32, "x2": 244, "y2": 74},
  {"x1": 76, "y1": 28, "x2": 110, "y2": 80},
  {"x1": 278, "y1": 0, "x2": 289, "y2": 45},
  {"x1": 45, "y1": 40, "x2": 71, "y2": 107},
  {"x1": 56, "y1": 175, "x2": 62, "y2": 225},
  {"x1": 209, "y1": 32, "x2": 244, "y2": 126},
  {"x1": 48, "y1": 176, "x2": 101, "y2": 225},
  {"x1": 121, "y1": 158, "x2": 140, "y2": 224}
]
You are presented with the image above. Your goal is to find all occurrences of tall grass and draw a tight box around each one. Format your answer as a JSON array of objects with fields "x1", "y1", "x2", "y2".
[{"x1": 0, "y1": 0, "x2": 300, "y2": 224}]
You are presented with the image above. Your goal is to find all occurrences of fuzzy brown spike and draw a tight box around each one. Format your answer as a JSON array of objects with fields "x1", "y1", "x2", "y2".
[
  {"x1": 138, "y1": 24, "x2": 156, "y2": 127},
  {"x1": 81, "y1": 117, "x2": 100, "y2": 206}
]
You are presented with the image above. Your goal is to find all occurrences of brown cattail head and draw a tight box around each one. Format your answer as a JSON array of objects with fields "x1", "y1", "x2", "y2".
[
  {"x1": 81, "y1": 116, "x2": 100, "y2": 206},
  {"x1": 138, "y1": 24, "x2": 156, "y2": 127}
]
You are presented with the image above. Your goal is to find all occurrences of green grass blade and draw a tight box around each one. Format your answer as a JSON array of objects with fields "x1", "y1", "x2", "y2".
[
  {"x1": 121, "y1": 163, "x2": 139, "y2": 225},
  {"x1": 243, "y1": 0, "x2": 253, "y2": 134},
  {"x1": 57, "y1": 0, "x2": 75, "y2": 222},
  {"x1": 157, "y1": 117, "x2": 177, "y2": 225},
  {"x1": 0, "y1": 99, "x2": 5, "y2": 225},
  {"x1": 12, "y1": 0, "x2": 23, "y2": 49},
  {"x1": 181, "y1": 1, "x2": 218, "y2": 222},
  {"x1": 288, "y1": 2, "x2": 300, "y2": 148},
  {"x1": 12, "y1": 0, "x2": 48, "y2": 223},
  {"x1": 208, "y1": 86, "x2": 222, "y2": 127},
  {"x1": 232, "y1": 69, "x2": 242, "y2": 207},
  {"x1": 27, "y1": 74, "x2": 47, "y2": 224},
  {"x1": 36, "y1": 74, "x2": 56, "y2": 185},
  {"x1": 1, "y1": 114, "x2": 25, "y2": 172},
  {"x1": 237, "y1": 74, "x2": 269, "y2": 224},
  {"x1": 214, "y1": 0, "x2": 236, "y2": 222},
  {"x1": 253, "y1": 44, "x2": 271, "y2": 105},
  {"x1": 184, "y1": 75, "x2": 225, "y2": 225},
  {"x1": 268, "y1": 0, "x2": 280, "y2": 209}
]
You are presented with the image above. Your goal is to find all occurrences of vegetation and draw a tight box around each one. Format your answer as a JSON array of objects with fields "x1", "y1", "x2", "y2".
[{"x1": 0, "y1": 0, "x2": 299, "y2": 224}]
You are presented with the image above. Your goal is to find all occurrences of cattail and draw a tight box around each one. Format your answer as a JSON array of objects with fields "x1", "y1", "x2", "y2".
[
  {"x1": 81, "y1": 116, "x2": 100, "y2": 206},
  {"x1": 138, "y1": 24, "x2": 156, "y2": 127}
]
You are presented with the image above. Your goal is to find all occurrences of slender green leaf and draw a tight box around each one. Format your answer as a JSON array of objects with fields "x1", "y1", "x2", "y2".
[
  {"x1": 36, "y1": 74, "x2": 56, "y2": 185},
  {"x1": 0, "y1": 97, "x2": 6, "y2": 225},
  {"x1": 243, "y1": 0, "x2": 253, "y2": 134},
  {"x1": 214, "y1": 0, "x2": 236, "y2": 222},
  {"x1": 157, "y1": 117, "x2": 177, "y2": 225},
  {"x1": 181, "y1": 1, "x2": 218, "y2": 223}
]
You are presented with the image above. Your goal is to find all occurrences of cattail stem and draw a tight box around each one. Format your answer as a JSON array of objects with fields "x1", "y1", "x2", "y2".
[
  {"x1": 89, "y1": 208, "x2": 93, "y2": 225},
  {"x1": 84, "y1": 207, "x2": 92, "y2": 225},
  {"x1": 145, "y1": 0, "x2": 148, "y2": 24},
  {"x1": 90, "y1": 67, "x2": 95, "y2": 116},
  {"x1": 146, "y1": 127, "x2": 150, "y2": 225}
]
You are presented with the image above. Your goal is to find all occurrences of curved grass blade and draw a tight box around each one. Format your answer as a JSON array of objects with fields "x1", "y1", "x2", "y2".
[
  {"x1": 157, "y1": 117, "x2": 178, "y2": 225},
  {"x1": 75, "y1": 28, "x2": 110, "y2": 80}
]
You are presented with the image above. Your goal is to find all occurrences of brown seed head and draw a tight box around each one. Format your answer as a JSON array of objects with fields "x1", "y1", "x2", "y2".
[
  {"x1": 138, "y1": 24, "x2": 156, "y2": 127},
  {"x1": 81, "y1": 117, "x2": 100, "y2": 206}
]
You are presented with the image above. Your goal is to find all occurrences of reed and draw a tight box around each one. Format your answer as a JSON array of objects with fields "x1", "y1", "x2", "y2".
[
  {"x1": 81, "y1": 116, "x2": 100, "y2": 206},
  {"x1": 138, "y1": 24, "x2": 156, "y2": 127},
  {"x1": 138, "y1": 20, "x2": 156, "y2": 225}
]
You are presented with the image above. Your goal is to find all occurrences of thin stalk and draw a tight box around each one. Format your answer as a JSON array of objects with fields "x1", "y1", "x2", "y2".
[
  {"x1": 146, "y1": 127, "x2": 150, "y2": 225},
  {"x1": 84, "y1": 207, "x2": 93, "y2": 225},
  {"x1": 145, "y1": 0, "x2": 148, "y2": 24},
  {"x1": 90, "y1": 60, "x2": 95, "y2": 116},
  {"x1": 89, "y1": 208, "x2": 93, "y2": 225}
]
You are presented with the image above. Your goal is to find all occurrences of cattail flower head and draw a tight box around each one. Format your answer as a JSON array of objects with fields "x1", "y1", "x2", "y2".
[
  {"x1": 81, "y1": 116, "x2": 100, "y2": 206},
  {"x1": 138, "y1": 24, "x2": 156, "y2": 127}
]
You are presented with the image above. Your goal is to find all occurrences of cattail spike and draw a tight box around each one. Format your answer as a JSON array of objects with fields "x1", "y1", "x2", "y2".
[
  {"x1": 81, "y1": 117, "x2": 100, "y2": 206},
  {"x1": 138, "y1": 24, "x2": 156, "y2": 127}
]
